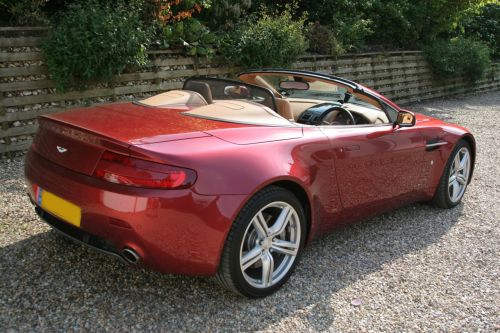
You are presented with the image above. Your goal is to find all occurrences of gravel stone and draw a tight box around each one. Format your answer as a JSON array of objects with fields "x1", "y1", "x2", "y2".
[{"x1": 0, "y1": 92, "x2": 499, "y2": 332}]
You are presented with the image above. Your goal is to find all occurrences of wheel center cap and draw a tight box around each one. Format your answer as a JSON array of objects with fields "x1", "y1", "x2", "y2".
[{"x1": 261, "y1": 238, "x2": 272, "y2": 250}]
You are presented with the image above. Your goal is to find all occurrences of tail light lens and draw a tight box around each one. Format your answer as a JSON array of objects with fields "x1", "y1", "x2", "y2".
[{"x1": 93, "y1": 151, "x2": 196, "y2": 189}]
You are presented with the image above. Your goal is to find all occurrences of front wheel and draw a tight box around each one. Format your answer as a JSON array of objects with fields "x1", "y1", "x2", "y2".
[
  {"x1": 432, "y1": 140, "x2": 472, "y2": 208},
  {"x1": 216, "y1": 186, "x2": 306, "y2": 297}
]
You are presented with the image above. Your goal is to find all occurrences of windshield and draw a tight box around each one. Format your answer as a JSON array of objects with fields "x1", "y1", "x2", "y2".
[
  {"x1": 248, "y1": 73, "x2": 382, "y2": 111},
  {"x1": 266, "y1": 75, "x2": 347, "y2": 100}
]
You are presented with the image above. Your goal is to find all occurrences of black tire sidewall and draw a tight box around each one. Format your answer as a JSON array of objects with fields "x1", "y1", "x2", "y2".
[{"x1": 228, "y1": 187, "x2": 306, "y2": 298}]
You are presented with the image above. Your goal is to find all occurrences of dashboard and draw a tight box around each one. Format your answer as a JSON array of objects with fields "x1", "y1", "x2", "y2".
[
  {"x1": 296, "y1": 102, "x2": 388, "y2": 126},
  {"x1": 296, "y1": 103, "x2": 342, "y2": 125}
]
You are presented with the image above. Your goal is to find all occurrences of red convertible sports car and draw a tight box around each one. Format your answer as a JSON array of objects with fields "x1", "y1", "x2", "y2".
[{"x1": 25, "y1": 69, "x2": 475, "y2": 297}]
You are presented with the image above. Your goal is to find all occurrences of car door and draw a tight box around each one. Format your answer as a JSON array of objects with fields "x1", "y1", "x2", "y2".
[{"x1": 320, "y1": 123, "x2": 426, "y2": 221}]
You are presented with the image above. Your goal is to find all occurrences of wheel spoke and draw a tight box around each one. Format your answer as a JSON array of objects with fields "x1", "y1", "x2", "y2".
[
  {"x1": 271, "y1": 239, "x2": 299, "y2": 256},
  {"x1": 261, "y1": 250, "x2": 274, "y2": 287},
  {"x1": 269, "y1": 206, "x2": 293, "y2": 237},
  {"x1": 449, "y1": 180, "x2": 461, "y2": 202},
  {"x1": 456, "y1": 175, "x2": 466, "y2": 185},
  {"x1": 453, "y1": 153, "x2": 461, "y2": 171},
  {"x1": 459, "y1": 151, "x2": 469, "y2": 171},
  {"x1": 252, "y1": 212, "x2": 269, "y2": 238},
  {"x1": 241, "y1": 245, "x2": 262, "y2": 271},
  {"x1": 448, "y1": 174, "x2": 457, "y2": 185}
]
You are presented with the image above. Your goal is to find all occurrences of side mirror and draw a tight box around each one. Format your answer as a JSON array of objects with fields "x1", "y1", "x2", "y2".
[{"x1": 395, "y1": 111, "x2": 416, "y2": 127}]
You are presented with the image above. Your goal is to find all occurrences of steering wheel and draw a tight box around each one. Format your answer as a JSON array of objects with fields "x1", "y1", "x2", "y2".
[{"x1": 321, "y1": 106, "x2": 356, "y2": 125}]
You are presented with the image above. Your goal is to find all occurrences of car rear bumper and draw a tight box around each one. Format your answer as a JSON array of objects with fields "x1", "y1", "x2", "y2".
[
  {"x1": 32, "y1": 202, "x2": 128, "y2": 262},
  {"x1": 25, "y1": 149, "x2": 247, "y2": 276}
]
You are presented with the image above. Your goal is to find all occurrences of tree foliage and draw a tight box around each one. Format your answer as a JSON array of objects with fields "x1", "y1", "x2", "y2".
[
  {"x1": 462, "y1": 3, "x2": 499, "y2": 58},
  {"x1": 306, "y1": 22, "x2": 344, "y2": 57},
  {"x1": 199, "y1": 0, "x2": 253, "y2": 30},
  {"x1": 0, "y1": 0, "x2": 49, "y2": 25},
  {"x1": 161, "y1": 18, "x2": 216, "y2": 56},
  {"x1": 42, "y1": 1, "x2": 150, "y2": 91},
  {"x1": 219, "y1": 7, "x2": 308, "y2": 68},
  {"x1": 4, "y1": 0, "x2": 496, "y2": 86},
  {"x1": 424, "y1": 37, "x2": 491, "y2": 81}
]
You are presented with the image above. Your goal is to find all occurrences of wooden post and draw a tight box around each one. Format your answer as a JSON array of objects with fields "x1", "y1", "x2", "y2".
[
  {"x1": 152, "y1": 52, "x2": 161, "y2": 87},
  {"x1": 193, "y1": 55, "x2": 200, "y2": 76},
  {"x1": 0, "y1": 91, "x2": 10, "y2": 148}
]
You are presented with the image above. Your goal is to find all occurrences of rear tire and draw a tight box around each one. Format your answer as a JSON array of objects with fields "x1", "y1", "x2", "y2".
[
  {"x1": 216, "y1": 186, "x2": 306, "y2": 298},
  {"x1": 432, "y1": 140, "x2": 472, "y2": 208}
]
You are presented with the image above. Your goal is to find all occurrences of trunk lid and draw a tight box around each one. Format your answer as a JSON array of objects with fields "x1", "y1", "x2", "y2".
[
  {"x1": 33, "y1": 102, "x2": 303, "y2": 175},
  {"x1": 34, "y1": 102, "x2": 248, "y2": 175},
  {"x1": 42, "y1": 102, "x2": 247, "y2": 145},
  {"x1": 33, "y1": 117, "x2": 120, "y2": 175}
]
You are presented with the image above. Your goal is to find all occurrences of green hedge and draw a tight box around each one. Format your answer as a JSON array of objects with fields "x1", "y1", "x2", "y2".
[
  {"x1": 42, "y1": 1, "x2": 151, "y2": 91},
  {"x1": 424, "y1": 37, "x2": 491, "y2": 81},
  {"x1": 218, "y1": 8, "x2": 308, "y2": 68},
  {"x1": 5, "y1": 0, "x2": 496, "y2": 88}
]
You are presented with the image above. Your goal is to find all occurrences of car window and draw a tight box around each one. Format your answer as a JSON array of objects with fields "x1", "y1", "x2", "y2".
[
  {"x1": 348, "y1": 94, "x2": 381, "y2": 110},
  {"x1": 383, "y1": 102, "x2": 399, "y2": 123},
  {"x1": 291, "y1": 80, "x2": 347, "y2": 101},
  {"x1": 259, "y1": 75, "x2": 347, "y2": 101},
  {"x1": 243, "y1": 73, "x2": 392, "y2": 126},
  {"x1": 257, "y1": 74, "x2": 384, "y2": 110}
]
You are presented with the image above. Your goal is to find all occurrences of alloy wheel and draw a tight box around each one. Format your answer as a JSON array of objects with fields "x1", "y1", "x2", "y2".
[
  {"x1": 448, "y1": 147, "x2": 471, "y2": 203},
  {"x1": 239, "y1": 201, "x2": 301, "y2": 289}
]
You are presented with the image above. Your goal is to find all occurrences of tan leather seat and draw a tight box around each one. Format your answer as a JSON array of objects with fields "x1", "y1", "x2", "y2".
[
  {"x1": 139, "y1": 90, "x2": 208, "y2": 108},
  {"x1": 183, "y1": 80, "x2": 213, "y2": 104},
  {"x1": 274, "y1": 98, "x2": 294, "y2": 121},
  {"x1": 184, "y1": 100, "x2": 292, "y2": 126}
]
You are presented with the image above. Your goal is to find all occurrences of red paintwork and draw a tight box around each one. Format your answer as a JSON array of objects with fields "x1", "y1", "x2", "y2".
[
  {"x1": 24, "y1": 77, "x2": 475, "y2": 276},
  {"x1": 43, "y1": 102, "x2": 248, "y2": 145}
]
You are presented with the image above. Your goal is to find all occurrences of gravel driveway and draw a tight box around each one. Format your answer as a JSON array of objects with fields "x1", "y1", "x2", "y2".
[{"x1": 1, "y1": 92, "x2": 499, "y2": 332}]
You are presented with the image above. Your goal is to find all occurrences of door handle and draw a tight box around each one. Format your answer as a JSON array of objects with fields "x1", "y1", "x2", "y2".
[
  {"x1": 341, "y1": 145, "x2": 360, "y2": 152},
  {"x1": 425, "y1": 140, "x2": 448, "y2": 151}
]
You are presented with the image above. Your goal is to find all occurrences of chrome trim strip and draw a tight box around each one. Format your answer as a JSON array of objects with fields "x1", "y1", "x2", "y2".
[{"x1": 426, "y1": 141, "x2": 448, "y2": 148}]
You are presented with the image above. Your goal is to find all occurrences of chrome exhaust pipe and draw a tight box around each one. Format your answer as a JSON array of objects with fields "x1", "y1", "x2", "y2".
[{"x1": 121, "y1": 248, "x2": 141, "y2": 265}]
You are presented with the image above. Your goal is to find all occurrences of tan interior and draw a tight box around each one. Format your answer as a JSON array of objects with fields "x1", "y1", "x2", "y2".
[
  {"x1": 139, "y1": 90, "x2": 208, "y2": 108},
  {"x1": 238, "y1": 74, "x2": 279, "y2": 96},
  {"x1": 322, "y1": 103, "x2": 389, "y2": 124},
  {"x1": 286, "y1": 98, "x2": 331, "y2": 120},
  {"x1": 274, "y1": 99, "x2": 294, "y2": 120},
  {"x1": 137, "y1": 78, "x2": 389, "y2": 126},
  {"x1": 183, "y1": 100, "x2": 293, "y2": 126},
  {"x1": 277, "y1": 97, "x2": 376, "y2": 122},
  {"x1": 239, "y1": 72, "x2": 386, "y2": 120},
  {"x1": 238, "y1": 74, "x2": 340, "y2": 120}
]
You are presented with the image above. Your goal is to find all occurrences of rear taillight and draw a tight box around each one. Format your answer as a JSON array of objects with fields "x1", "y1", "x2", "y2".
[{"x1": 93, "y1": 151, "x2": 196, "y2": 189}]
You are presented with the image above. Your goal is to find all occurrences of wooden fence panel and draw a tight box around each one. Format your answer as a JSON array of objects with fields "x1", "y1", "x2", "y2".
[{"x1": 0, "y1": 29, "x2": 498, "y2": 155}]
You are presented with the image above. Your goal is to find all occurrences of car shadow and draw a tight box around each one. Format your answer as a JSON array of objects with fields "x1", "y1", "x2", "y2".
[{"x1": 1, "y1": 199, "x2": 464, "y2": 331}]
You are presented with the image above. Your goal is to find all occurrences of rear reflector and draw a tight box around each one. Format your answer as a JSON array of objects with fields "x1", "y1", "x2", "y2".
[{"x1": 93, "y1": 151, "x2": 196, "y2": 189}]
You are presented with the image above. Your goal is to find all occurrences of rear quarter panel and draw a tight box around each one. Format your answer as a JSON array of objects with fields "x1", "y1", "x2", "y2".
[{"x1": 132, "y1": 127, "x2": 343, "y2": 240}]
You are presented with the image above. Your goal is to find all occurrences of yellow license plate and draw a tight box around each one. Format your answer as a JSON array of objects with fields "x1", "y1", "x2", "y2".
[{"x1": 35, "y1": 185, "x2": 81, "y2": 227}]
